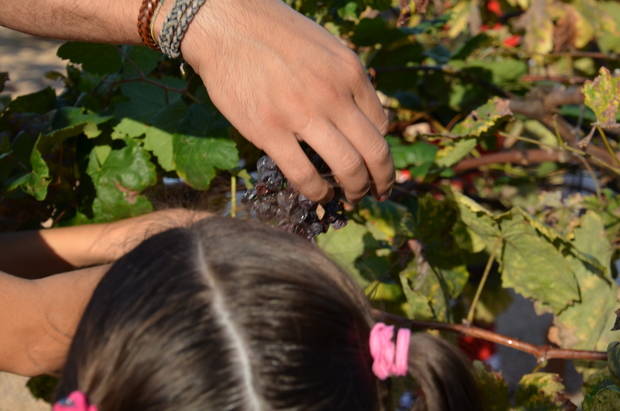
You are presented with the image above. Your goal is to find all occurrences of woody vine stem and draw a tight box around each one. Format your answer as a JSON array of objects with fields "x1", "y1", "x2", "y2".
[{"x1": 373, "y1": 310, "x2": 608, "y2": 363}]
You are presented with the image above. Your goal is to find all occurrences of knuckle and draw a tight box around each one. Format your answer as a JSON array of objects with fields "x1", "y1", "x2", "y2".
[
  {"x1": 338, "y1": 151, "x2": 365, "y2": 176},
  {"x1": 366, "y1": 138, "x2": 391, "y2": 165}
]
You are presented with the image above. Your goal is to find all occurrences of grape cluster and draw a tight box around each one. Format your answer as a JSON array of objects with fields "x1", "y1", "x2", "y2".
[{"x1": 242, "y1": 153, "x2": 347, "y2": 240}]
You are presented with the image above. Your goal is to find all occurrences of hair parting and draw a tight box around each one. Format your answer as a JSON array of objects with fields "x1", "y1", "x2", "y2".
[{"x1": 55, "y1": 217, "x2": 481, "y2": 411}]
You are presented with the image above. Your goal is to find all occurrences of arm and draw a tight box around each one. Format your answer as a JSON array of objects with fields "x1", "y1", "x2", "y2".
[
  {"x1": 0, "y1": 209, "x2": 211, "y2": 375},
  {"x1": 1, "y1": 0, "x2": 393, "y2": 203},
  {"x1": 0, "y1": 208, "x2": 211, "y2": 278},
  {"x1": 0, "y1": 265, "x2": 107, "y2": 376}
]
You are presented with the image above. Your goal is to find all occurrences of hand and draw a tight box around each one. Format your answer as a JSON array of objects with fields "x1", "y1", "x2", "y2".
[{"x1": 179, "y1": 0, "x2": 394, "y2": 202}]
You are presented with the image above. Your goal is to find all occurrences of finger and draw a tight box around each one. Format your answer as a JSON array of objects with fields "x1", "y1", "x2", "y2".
[
  {"x1": 299, "y1": 121, "x2": 370, "y2": 203},
  {"x1": 263, "y1": 134, "x2": 333, "y2": 202},
  {"x1": 333, "y1": 104, "x2": 394, "y2": 199},
  {"x1": 352, "y1": 72, "x2": 389, "y2": 134}
]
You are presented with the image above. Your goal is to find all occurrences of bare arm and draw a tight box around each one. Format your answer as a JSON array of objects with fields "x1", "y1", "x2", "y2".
[
  {"x1": 0, "y1": 265, "x2": 107, "y2": 376},
  {"x1": 0, "y1": 209, "x2": 212, "y2": 375},
  {"x1": 0, "y1": 209, "x2": 211, "y2": 278},
  {"x1": 0, "y1": 0, "x2": 140, "y2": 44}
]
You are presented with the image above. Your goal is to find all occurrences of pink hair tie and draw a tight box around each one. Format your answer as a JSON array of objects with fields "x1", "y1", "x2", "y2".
[
  {"x1": 53, "y1": 391, "x2": 97, "y2": 411},
  {"x1": 369, "y1": 322, "x2": 411, "y2": 380}
]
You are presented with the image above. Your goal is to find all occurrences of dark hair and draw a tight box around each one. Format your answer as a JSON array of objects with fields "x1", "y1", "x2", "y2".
[{"x1": 56, "y1": 217, "x2": 480, "y2": 410}]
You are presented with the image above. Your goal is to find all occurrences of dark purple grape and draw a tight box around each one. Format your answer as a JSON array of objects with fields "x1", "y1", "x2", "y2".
[
  {"x1": 331, "y1": 218, "x2": 347, "y2": 230},
  {"x1": 244, "y1": 149, "x2": 347, "y2": 240},
  {"x1": 290, "y1": 208, "x2": 309, "y2": 225},
  {"x1": 259, "y1": 170, "x2": 284, "y2": 191},
  {"x1": 257, "y1": 156, "x2": 277, "y2": 174}
]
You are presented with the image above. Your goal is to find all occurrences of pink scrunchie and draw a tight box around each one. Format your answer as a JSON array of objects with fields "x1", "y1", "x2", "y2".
[
  {"x1": 369, "y1": 322, "x2": 411, "y2": 380},
  {"x1": 53, "y1": 391, "x2": 97, "y2": 411}
]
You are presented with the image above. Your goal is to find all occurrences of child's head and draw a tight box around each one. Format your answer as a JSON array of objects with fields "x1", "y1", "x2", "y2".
[{"x1": 56, "y1": 217, "x2": 480, "y2": 410}]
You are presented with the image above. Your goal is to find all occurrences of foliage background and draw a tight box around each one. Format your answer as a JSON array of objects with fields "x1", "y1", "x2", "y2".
[{"x1": 3, "y1": 0, "x2": 620, "y2": 408}]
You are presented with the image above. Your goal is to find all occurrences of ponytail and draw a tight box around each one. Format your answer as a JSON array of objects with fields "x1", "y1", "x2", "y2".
[{"x1": 407, "y1": 333, "x2": 481, "y2": 411}]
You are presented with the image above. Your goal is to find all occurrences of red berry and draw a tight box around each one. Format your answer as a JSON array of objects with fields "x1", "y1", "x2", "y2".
[
  {"x1": 487, "y1": 0, "x2": 502, "y2": 16},
  {"x1": 503, "y1": 35, "x2": 521, "y2": 48}
]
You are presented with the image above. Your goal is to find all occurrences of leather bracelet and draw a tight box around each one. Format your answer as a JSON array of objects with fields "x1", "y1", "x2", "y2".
[{"x1": 138, "y1": 0, "x2": 161, "y2": 50}]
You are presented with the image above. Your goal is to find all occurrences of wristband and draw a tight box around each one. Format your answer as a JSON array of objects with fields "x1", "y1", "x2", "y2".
[
  {"x1": 159, "y1": 0, "x2": 207, "y2": 59},
  {"x1": 137, "y1": 0, "x2": 162, "y2": 50}
]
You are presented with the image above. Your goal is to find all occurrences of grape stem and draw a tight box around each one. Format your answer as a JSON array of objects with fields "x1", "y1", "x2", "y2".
[{"x1": 373, "y1": 310, "x2": 608, "y2": 363}]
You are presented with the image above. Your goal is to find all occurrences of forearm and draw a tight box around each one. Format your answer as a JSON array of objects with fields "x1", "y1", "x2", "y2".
[
  {"x1": 0, "y1": 209, "x2": 211, "y2": 278},
  {"x1": 0, "y1": 265, "x2": 108, "y2": 376},
  {"x1": 0, "y1": 0, "x2": 141, "y2": 44}
]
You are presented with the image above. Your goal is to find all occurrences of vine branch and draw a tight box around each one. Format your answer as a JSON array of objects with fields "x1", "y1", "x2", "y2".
[{"x1": 373, "y1": 310, "x2": 608, "y2": 363}]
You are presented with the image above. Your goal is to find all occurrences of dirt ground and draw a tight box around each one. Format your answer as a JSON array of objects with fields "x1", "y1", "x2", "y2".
[
  {"x1": 0, "y1": 27, "x2": 65, "y2": 96},
  {"x1": 0, "y1": 25, "x2": 578, "y2": 410}
]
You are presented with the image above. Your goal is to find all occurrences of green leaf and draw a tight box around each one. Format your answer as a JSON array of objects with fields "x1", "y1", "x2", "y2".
[
  {"x1": 472, "y1": 361, "x2": 511, "y2": 411},
  {"x1": 0, "y1": 72, "x2": 8, "y2": 93},
  {"x1": 114, "y1": 78, "x2": 186, "y2": 124},
  {"x1": 451, "y1": 191, "x2": 502, "y2": 253},
  {"x1": 451, "y1": 97, "x2": 512, "y2": 137},
  {"x1": 608, "y1": 342, "x2": 620, "y2": 380},
  {"x1": 173, "y1": 134, "x2": 238, "y2": 189},
  {"x1": 357, "y1": 197, "x2": 414, "y2": 242},
  {"x1": 87, "y1": 140, "x2": 156, "y2": 222},
  {"x1": 317, "y1": 221, "x2": 371, "y2": 287},
  {"x1": 582, "y1": 371, "x2": 620, "y2": 411},
  {"x1": 113, "y1": 118, "x2": 175, "y2": 172},
  {"x1": 57, "y1": 42, "x2": 122, "y2": 74},
  {"x1": 550, "y1": 212, "x2": 618, "y2": 351},
  {"x1": 499, "y1": 212, "x2": 579, "y2": 313},
  {"x1": 388, "y1": 137, "x2": 438, "y2": 169},
  {"x1": 435, "y1": 138, "x2": 477, "y2": 167},
  {"x1": 514, "y1": 372, "x2": 571, "y2": 410},
  {"x1": 53, "y1": 107, "x2": 113, "y2": 138},
  {"x1": 8, "y1": 88, "x2": 56, "y2": 114},
  {"x1": 583, "y1": 67, "x2": 620, "y2": 126},
  {"x1": 18, "y1": 123, "x2": 88, "y2": 200},
  {"x1": 23, "y1": 147, "x2": 50, "y2": 201},
  {"x1": 351, "y1": 18, "x2": 406, "y2": 46},
  {"x1": 124, "y1": 46, "x2": 163, "y2": 76}
]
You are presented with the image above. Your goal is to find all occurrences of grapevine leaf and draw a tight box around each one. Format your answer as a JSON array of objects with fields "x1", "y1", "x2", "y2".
[
  {"x1": 451, "y1": 191, "x2": 501, "y2": 253},
  {"x1": 114, "y1": 78, "x2": 186, "y2": 124},
  {"x1": 455, "y1": 58, "x2": 527, "y2": 88},
  {"x1": 8, "y1": 88, "x2": 56, "y2": 114},
  {"x1": 435, "y1": 138, "x2": 477, "y2": 167},
  {"x1": 112, "y1": 118, "x2": 175, "y2": 171},
  {"x1": 388, "y1": 137, "x2": 438, "y2": 169},
  {"x1": 357, "y1": 197, "x2": 414, "y2": 242},
  {"x1": 317, "y1": 221, "x2": 371, "y2": 287},
  {"x1": 450, "y1": 97, "x2": 512, "y2": 137},
  {"x1": 583, "y1": 67, "x2": 620, "y2": 126},
  {"x1": 22, "y1": 147, "x2": 49, "y2": 201},
  {"x1": 582, "y1": 371, "x2": 620, "y2": 411},
  {"x1": 18, "y1": 124, "x2": 87, "y2": 200},
  {"x1": 399, "y1": 260, "x2": 442, "y2": 320},
  {"x1": 472, "y1": 362, "x2": 511, "y2": 411},
  {"x1": 0, "y1": 72, "x2": 8, "y2": 93},
  {"x1": 87, "y1": 140, "x2": 156, "y2": 222},
  {"x1": 514, "y1": 372, "x2": 572, "y2": 410},
  {"x1": 57, "y1": 42, "x2": 122, "y2": 74},
  {"x1": 351, "y1": 18, "x2": 406, "y2": 47},
  {"x1": 521, "y1": 0, "x2": 554, "y2": 55},
  {"x1": 53, "y1": 107, "x2": 113, "y2": 138},
  {"x1": 499, "y1": 212, "x2": 579, "y2": 314},
  {"x1": 123, "y1": 46, "x2": 163, "y2": 76},
  {"x1": 173, "y1": 134, "x2": 238, "y2": 190},
  {"x1": 612, "y1": 309, "x2": 620, "y2": 332},
  {"x1": 550, "y1": 212, "x2": 619, "y2": 351},
  {"x1": 608, "y1": 342, "x2": 620, "y2": 380}
]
